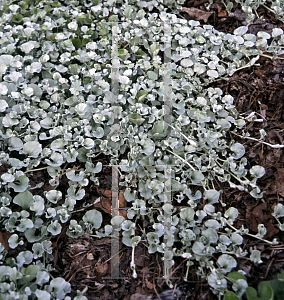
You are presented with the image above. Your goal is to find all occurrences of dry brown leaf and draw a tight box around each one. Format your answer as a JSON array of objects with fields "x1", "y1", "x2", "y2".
[
  {"x1": 275, "y1": 169, "x2": 284, "y2": 197},
  {"x1": 246, "y1": 202, "x2": 279, "y2": 239},
  {"x1": 96, "y1": 262, "x2": 109, "y2": 275},
  {"x1": 216, "y1": 4, "x2": 227, "y2": 17},
  {"x1": 0, "y1": 231, "x2": 11, "y2": 251},
  {"x1": 182, "y1": 7, "x2": 213, "y2": 23},
  {"x1": 145, "y1": 278, "x2": 154, "y2": 290},
  {"x1": 233, "y1": 9, "x2": 248, "y2": 22},
  {"x1": 94, "y1": 281, "x2": 106, "y2": 290},
  {"x1": 93, "y1": 190, "x2": 128, "y2": 219},
  {"x1": 100, "y1": 189, "x2": 112, "y2": 198},
  {"x1": 87, "y1": 253, "x2": 94, "y2": 260}
]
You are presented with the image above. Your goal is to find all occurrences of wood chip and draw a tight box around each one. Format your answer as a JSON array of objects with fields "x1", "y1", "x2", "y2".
[{"x1": 182, "y1": 7, "x2": 213, "y2": 23}]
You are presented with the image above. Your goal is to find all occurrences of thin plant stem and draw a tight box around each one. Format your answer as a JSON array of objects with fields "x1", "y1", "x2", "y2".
[
  {"x1": 25, "y1": 166, "x2": 49, "y2": 173},
  {"x1": 226, "y1": 221, "x2": 274, "y2": 245},
  {"x1": 166, "y1": 149, "x2": 196, "y2": 171},
  {"x1": 231, "y1": 131, "x2": 284, "y2": 148},
  {"x1": 167, "y1": 123, "x2": 197, "y2": 147},
  {"x1": 259, "y1": 53, "x2": 284, "y2": 60},
  {"x1": 48, "y1": 165, "x2": 81, "y2": 187}
]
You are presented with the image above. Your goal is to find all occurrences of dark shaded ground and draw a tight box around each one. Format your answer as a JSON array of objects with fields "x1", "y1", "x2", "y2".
[{"x1": 2, "y1": 1, "x2": 284, "y2": 299}]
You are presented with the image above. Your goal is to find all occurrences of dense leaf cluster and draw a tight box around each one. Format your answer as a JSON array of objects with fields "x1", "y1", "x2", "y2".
[{"x1": 0, "y1": 0, "x2": 283, "y2": 298}]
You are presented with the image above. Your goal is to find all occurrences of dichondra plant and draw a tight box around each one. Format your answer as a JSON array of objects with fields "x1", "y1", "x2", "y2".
[{"x1": 0, "y1": 0, "x2": 283, "y2": 298}]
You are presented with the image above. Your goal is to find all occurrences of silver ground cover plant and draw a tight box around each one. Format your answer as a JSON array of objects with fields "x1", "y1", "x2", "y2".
[{"x1": 0, "y1": 0, "x2": 284, "y2": 299}]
